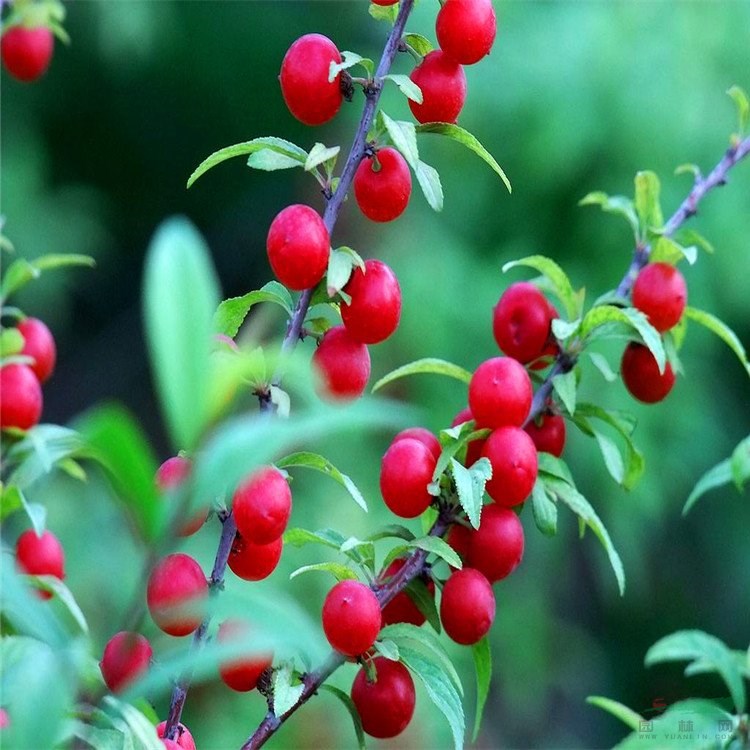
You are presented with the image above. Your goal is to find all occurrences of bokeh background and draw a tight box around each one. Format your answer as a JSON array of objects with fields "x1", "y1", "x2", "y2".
[{"x1": 2, "y1": 1, "x2": 749, "y2": 748}]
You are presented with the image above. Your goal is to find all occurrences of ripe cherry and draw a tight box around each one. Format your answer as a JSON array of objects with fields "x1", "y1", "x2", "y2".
[
  {"x1": 380, "y1": 437, "x2": 437, "y2": 518},
  {"x1": 451, "y1": 407, "x2": 486, "y2": 466},
  {"x1": 524, "y1": 412, "x2": 566, "y2": 457},
  {"x1": 341, "y1": 259, "x2": 402, "y2": 345},
  {"x1": 218, "y1": 620, "x2": 273, "y2": 692},
  {"x1": 436, "y1": 0, "x2": 497, "y2": 65},
  {"x1": 353, "y1": 147, "x2": 412, "y2": 223},
  {"x1": 100, "y1": 632, "x2": 153, "y2": 693},
  {"x1": 266, "y1": 204, "x2": 330, "y2": 291},
  {"x1": 482, "y1": 426, "x2": 538, "y2": 506},
  {"x1": 393, "y1": 426, "x2": 441, "y2": 461},
  {"x1": 232, "y1": 466, "x2": 292, "y2": 545},
  {"x1": 493, "y1": 282, "x2": 554, "y2": 364},
  {"x1": 228, "y1": 532, "x2": 283, "y2": 581},
  {"x1": 279, "y1": 33, "x2": 343, "y2": 126},
  {"x1": 15, "y1": 529, "x2": 65, "y2": 599},
  {"x1": 351, "y1": 657, "x2": 416, "y2": 738},
  {"x1": 467, "y1": 505, "x2": 524, "y2": 583},
  {"x1": 312, "y1": 325, "x2": 371, "y2": 401},
  {"x1": 156, "y1": 722, "x2": 196, "y2": 750},
  {"x1": 632, "y1": 262, "x2": 687, "y2": 333},
  {"x1": 621, "y1": 342, "x2": 676, "y2": 404},
  {"x1": 0, "y1": 364, "x2": 43, "y2": 431},
  {"x1": 468, "y1": 357, "x2": 533, "y2": 428},
  {"x1": 440, "y1": 568, "x2": 495, "y2": 645},
  {"x1": 322, "y1": 579, "x2": 381, "y2": 657},
  {"x1": 155, "y1": 456, "x2": 207, "y2": 537},
  {"x1": 146, "y1": 554, "x2": 208, "y2": 637},
  {"x1": 371, "y1": 0, "x2": 399, "y2": 5},
  {"x1": 17, "y1": 318, "x2": 56, "y2": 383},
  {"x1": 381, "y1": 559, "x2": 435, "y2": 627},
  {"x1": 447, "y1": 523, "x2": 472, "y2": 563},
  {"x1": 1, "y1": 26, "x2": 54, "y2": 82},
  {"x1": 408, "y1": 50, "x2": 467, "y2": 124}
]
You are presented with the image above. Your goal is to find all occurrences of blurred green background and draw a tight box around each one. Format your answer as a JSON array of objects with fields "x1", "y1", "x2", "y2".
[{"x1": 2, "y1": 1, "x2": 749, "y2": 748}]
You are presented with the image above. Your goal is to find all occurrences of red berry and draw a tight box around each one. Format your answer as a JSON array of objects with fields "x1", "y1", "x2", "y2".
[
  {"x1": 440, "y1": 568, "x2": 495, "y2": 645},
  {"x1": 467, "y1": 505, "x2": 524, "y2": 583},
  {"x1": 155, "y1": 456, "x2": 207, "y2": 537},
  {"x1": 351, "y1": 657, "x2": 416, "y2": 738},
  {"x1": 493, "y1": 282, "x2": 554, "y2": 364},
  {"x1": 468, "y1": 357, "x2": 533, "y2": 428},
  {"x1": 482, "y1": 426, "x2": 538, "y2": 506},
  {"x1": 156, "y1": 722, "x2": 196, "y2": 750},
  {"x1": 451, "y1": 407, "x2": 486, "y2": 466},
  {"x1": 266, "y1": 204, "x2": 330, "y2": 291},
  {"x1": 0, "y1": 708, "x2": 8, "y2": 729},
  {"x1": 436, "y1": 0, "x2": 497, "y2": 65},
  {"x1": 146, "y1": 554, "x2": 208, "y2": 637},
  {"x1": 312, "y1": 326, "x2": 371, "y2": 401},
  {"x1": 0, "y1": 364, "x2": 43, "y2": 431},
  {"x1": 393, "y1": 427, "x2": 441, "y2": 461},
  {"x1": 218, "y1": 620, "x2": 272, "y2": 692},
  {"x1": 232, "y1": 467, "x2": 292, "y2": 545},
  {"x1": 381, "y1": 559, "x2": 435, "y2": 627},
  {"x1": 371, "y1": 0, "x2": 399, "y2": 5},
  {"x1": 279, "y1": 33, "x2": 342, "y2": 126},
  {"x1": 380, "y1": 437, "x2": 437, "y2": 518},
  {"x1": 341, "y1": 259, "x2": 402, "y2": 344},
  {"x1": 100, "y1": 632, "x2": 153, "y2": 693},
  {"x1": 228, "y1": 532, "x2": 283, "y2": 581},
  {"x1": 17, "y1": 318, "x2": 56, "y2": 382},
  {"x1": 632, "y1": 262, "x2": 687, "y2": 333},
  {"x1": 1, "y1": 26, "x2": 54, "y2": 82},
  {"x1": 322, "y1": 580, "x2": 381, "y2": 657},
  {"x1": 621, "y1": 342, "x2": 676, "y2": 404},
  {"x1": 447, "y1": 523, "x2": 472, "y2": 563},
  {"x1": 524, "y1": 412, "x2": 566, "y2": 457},
  {"x1": 408, "y1": 50, "x2": 467, "y2": 124},
  {"x1": 15, "y1": 529, "x2": 65, "y2": 599},
  {"x1": 353, "y1": 147, "x2": 412, "y2": 223}
]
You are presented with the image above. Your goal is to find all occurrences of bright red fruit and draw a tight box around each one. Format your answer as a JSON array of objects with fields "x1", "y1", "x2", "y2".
[
  {"x1": 227, "y1": 532, "x2": 283, "y2": 581},
  {"x1": 451, "y1": 407, "x2": 486, "y2": 466},
  {"x1": 493, "y1": 282, "x2": 554, "y2": 364},
  {"x1": 146, "y1": 554, "x2": 208, "y2": 637},
  {"x1": 0, "y1": 364, "x2": 43, "y2": 430},
  {"x1": 15, "y1": 529, "x2": 65, "y2": 599},
  {"x1": 322, "y1": 580, "x2": 381, "y2": 656},
  {"x1": 100, "y1": 632, "x2": 152, "y2": 693},
  {"x1": 482, "y1": 426, "x2": 538, "y2": 506},
  {"x1": 436, "y1": 0, "x2": 497, "y2": 65},
  {"x1": 266, "y1": 204, "x2": 330, "y2": 291},
  {"x1": 17, "y1": 318, "x2": 56, "y2": 382},
  {"x1": 632, "y1": 262, "x2": 687, "y2": 333},
  {"x1": 393, "y1": 426, "x2": 441, "y2": 461},
  {"x1": 155, "y1": 456, "x2": 207, "y2": 537},
  {"x1": 440, "y1": 568, "x2": 495, "y2": 645},
  {"x1": 371, "y1": 0, "x2": 399, "y2": 5},
  {"x1": 380, "y1": 437, "x2": 437, "y2": 518},
  {"x1": 469, "y1": 357, "x2": 533, "y2": 428},
  {"x1": 156, "y1": 722, "x2": 196, "y2": 750},
  {"x1": 621, "y1": 342, "x2": 676, "y2": 404},
  {"x1": 353, "y1": 147, "x2": 412, "y2": 223},
  {"x1": 341, "y1": 259, "x2": 402, "y2": 344},
  {"x1": 381, "y1": 559, "x2": 435, "y2": 627},
  {"x1": 408, "y1": 50, "x2": 467, "y2": 124},
  {"x1": 524, "y1": 412, "x2": 566, "y2": 457},
  {"x1": 232, "y1": 467, "x2": 291, "y2": 545},
  {"x1": 279, "y1": 33, "x2": 342, "y2": 125},
  {"x1": 312, "y1": 326, "x2": 371, "y2": 401},
  {"x1": 351, "y1": 658, "x2": 416, "y2": 738},
  {"x1": 447, "y1": 523, "x2": 472, "y2": 563},
  {"x1": 1, "y1": 26, "x2": 54, "y2": 82},
  {"x1": 218, "y1": 620, "x2": 272, "y2": 692},
  {"x1": 467, "y1": 505, "x2": 524, "y2": 583}
]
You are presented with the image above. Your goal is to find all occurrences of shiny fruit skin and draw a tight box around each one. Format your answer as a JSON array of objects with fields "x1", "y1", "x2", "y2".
[
  {"x1": 524, "y1": 412, "x2": 566, "y2": 457},
  {"x1": 155, "y1": 456, "x2": 207, "y2": 536},
  {"x1": 436, "y1": 0, "x2": 497, "y2": 65},
  {"x1": 353, "y1": 147, "x2": 412, "y2": 223},
  {"x1": 468, "y1": 357, "x2": 533, "y2": 428},
  {"x1": 467, "y1": 505, "x2": 524, "y2": 583},
  {"x1": 156, "y1": 722, "x2": 196, "y2": 750},
  {"x1": 493, "y1": 282, "x2": 553, "y2": 364},
  {"x1": 1, "y1": 26, "x2": 54, "y2": 82},
  {"x1": 312, "y1": 326, "x2": 371, "y2": 401},
  {"x1": 393, "y1": 426, "x2": 442, "y2": 461},
  {"x1": 17, "y1": 318, "x2": 56, "y2": 382},
  {"x1": 100, "y1": 632, "x2": 153, "y2": 693},
  {"x1": 322, "y1": 580, "x2": 381, "y2": 657},
  {"x1": 632, "y1": 262, "x2": 687, "y2": 333},
  {"x1": 0, "y1": 364, "x2": 43, "y2": 430},
  {"x1": 380, "y1": 437, "x2": 437, "y2": 518},
  {"x1": 440, "y1": 568, "x2": 495, "y2": 645},
  {"x1": 232, "y1": 467, "x2": 292, "y2": 545},
  {"x1": 146, "y1": 554, "x2": 208, "y2": 637},
  {"x1": 218, "y1": 620, "x2": 273, "y2": 692},
  {"x1": 227, "y1": 532, "x2": 283, "y2": 581},
  {"x1": 482, "y1": 426, "x2": 538, "y2": 506},
  {"x1": 408, "y1": 50, "x2": 467, "y2": 124},
  {"x1": 381, "y1": 558, "x2": 435, "y2": 627},
  {"x1": 621, "y1": 342, "x2": 676, "y2": 403},
  {"x1": 15, "y1": 529, "x2": 65, "y2": 598}
]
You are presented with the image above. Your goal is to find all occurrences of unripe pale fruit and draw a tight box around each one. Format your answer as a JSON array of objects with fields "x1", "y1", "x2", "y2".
[
  {"x1": 353, "y1": 147, "x2": 412, "y2": 223},
  {"x1": 524, "y1": 412, "x2": 566, "y2": 457},
  {"x1": 322, "y1": 579, "x2": 381, "y2": 656},
  {"x1": 279, "y1": 33, "x2": 342, "y2": 126},
  {"x1": 469, "y1": 357, "x2": 533, "y2": 428},
  {"x1": 451, "y1": 407, "x2": 486, "y2": 466},
  {"x1": 393, "y1": 426, "x2": 442, "y2": 461},
  {"x1": 341, "y1": 259, "x2": 402, "y2": 344},
  {"x1": 0, "y1": 364, "x2": 43, "y2": 430},
  {"x1": 156, "y1": 722, "x2": 196, "y2": 750},
  {"x1": 266, "y1": 204, "x2": 330, "y2": 291},
  {"x1": 232, "y1": 466, "x2": 292, "y2": 545},
  {"x1": 312, "y1": 326, "x2": 371, "y2": 401},
  {"x1": 228, "y1": 532, "x2": 283, "y2": 581},
  {"x1": 632, "y1": 262, "x2": 687, "y2": 333},
  {"x1": 381, "y1": 558, "x2": 435, "y2": 627},
  {"x1": 621, "y1": 342, "x2": 676, "y2": 404},
  {"x1": 17, "y1": 318, "x2": 56, "y2": 382},
  {"x1": 467, "y1": 505, "x2": 524, "y2": 583},
  {"x1": 436, "y1": 0, "x2": 497, "y2": 65},
  {"x1": 155, "y1": 456, "x2": 207, "y2": 537},
  {"x1": 15, "y1": 529, "x2": 65, "y2": 599},
  {"x1": 440, "y1": 568, "x2": 495, "y2": 645},
  {"x1": 482, "y1": 426, "x2": 538, "y2": 506},
  {"x1": 351, "y1": 657, "x2": 416, "y2": 738},
  {"x1": 1, "y1": 26, "x2": 54, "y2": 82},
  {"x1": 100, "y1": 632, "x2": 153, "y2": 693},
  {"x1": 146, "y1": 554, "x2": 208, "y2": 637},
  {"x1": 408, "y1": 50, "x2": 467, "y2": 124},
  {"x1": 380, "y1": 437, "x2": 437, "y2": 518},
  {"x1": 218, "y1": 620, "x2": 272, "y2": 692},
  {"x1": 493, "y1": 282, "x2": 554, "y2": 364}
]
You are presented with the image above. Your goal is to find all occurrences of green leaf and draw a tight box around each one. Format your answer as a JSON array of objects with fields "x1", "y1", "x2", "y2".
[
  {"x1": 103, "y1": 697, "x2": 163, "y2": 750},
  {"x1": 650, "y1": 236, "x2": 698, "y2": 266},
  {"x1": 552, "y1": 370, "x2": 577, "y2": 415},
  {"x1": 289, "y1": 562, "x2": 359, "y2": 582},
  {"x1": 586, "y1": 696, "x2": 643, "y2": 731},
  {"x1": 634, "y1": 171, "x2": 664, "y2": 233},
  {"x1": 31, "y1": 576, "x2": 89, "y2": 634},
  {"x1": 187, "y1": 137, "x2": 307, "y2": 187},
  {"x1": 415, "y1": 160, "x2": 444, "y2": 211},
  {"x1": 328, "y1": 51, "x2": 374, "y2": 81},
  {"x1": 730, "y1": 436, "x2": 750, "y2": 491},
  {"x1": 372, "y1": 357, "x2": 471, "y2": 393},
  {"x1": 551, "y1": 317, "x2": 581, "y2": 342},
  {"x1": 727, "y1": 84, "x2": 749, "y2": 134},
  {"x1": 531, "y1": 479, "x2": 557, "y2": 536},
  {"x1": 368, "y1": 2, "x2": 399, "y2": 23},
  {"x1": 589, "y1": 352, "x2": 618, "y2": 382},
  {"x1": 247, "y1": 149, "x2": 304, "y2": 171},
  {"x1": 403, "y1": 33, "x2": 433, "y2": 56},
  {"x1": 684, "y1": 306, "x2": 750, "y2": 377},
  {"x1": 320, "y1": 684, "x2": 367, "y2": 750},
  {"x1": 305, "y1": 142, "x2": 341, "y2": 173},
  {"x1": 327, "y1": 246, "x2": 359, "y2": 298},
  {"x1": 592, "y1": 428, "x2": 625, "y2": 485},
  {"x1": 273, "y1": 664, "x2": 304, "y2": 716},
  {"x1": 284, "y1": 527, "x2": 347, "y2": 550},
  {"x1": 683, "y1": 458, "x2": 733, "y2": 515},
  {"x1": 143, "y1": 217, "x2": 220, "y2": 450},
  {"x1": 502, "y1": 255, "x2": 580, "y2": 320},
  {"x1": 366, "y1": 524, "x2": 416, "y2": 543},
  {"x1": 0, "y1": 254, "x2": 95, "y2": 303},
  {"x1": 471, "y1": 637, "x2": 492, "y2": 741},
  {"x1": 374, "y1": 639, "x2": 400, "y2": 661},
  {"x1": 450, "y1": 457, "x2": 491, "y2": 529},
  {"x1": 579, "y1": 191, "x2": 639, "y2": 239},
  {"x1": 678, "y1": 228, "x2": 714, "y2": 255},
  {"x1": 537, "y1": 452, "x2": 576, "y2": 485},
  {"x1": 416, "y1": 123, "x2": 511, "y2": 194},
  {"x1": 404, "y1": 578, "x2": 441, "y2": 633},
  {"x1": 381, "y1": 112, "x2": 419, "y2": 169},
  {"x1": 213, "y1": 281, "x2": 293, "y2": 338},
  {"x1": 410, "y1": 536, "x2": 462, "y2": 569},
  {"x1": 0, "y1": 327, "x2": 24, "y2": 356},
  {"x1": 385, "y1": 73, "x2": 423, "y2": 103}
]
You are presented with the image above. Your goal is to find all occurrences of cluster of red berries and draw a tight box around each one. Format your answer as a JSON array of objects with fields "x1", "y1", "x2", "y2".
[{"x1": 1, "y1": 24, "x2": 55, "y2": 82}]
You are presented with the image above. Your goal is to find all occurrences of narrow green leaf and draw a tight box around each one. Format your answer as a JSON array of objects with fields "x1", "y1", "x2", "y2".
[
  {"x1": 678, "y1": 228, "x2": 714, "y2": 255},
  {"x1": 589, "y1": 352, "x2": 618, "y2": 382},
  {"x1": 320, "y1": 684, "x2": 366, "y2": 750},
  {"x1": 552, "y1": 370, "x2": 577, "y2": 415},
  {"x1": 381, "y1": 112, "x2": 419, "y2": 169},
  {"x1": 674, "y1": 163, "x2": 701, "y2": 179},
  {"x1": 684, "y1": 306, "x2": 750, "y2": 376},
  {"x1": 0, "y1": 327, "x2": 24, "y2": 356},
  {"x1": 650, "y1": 236, "x2": 697, "y2": 266},
  {"x1": 531, "y1": 479, "x2": 557, "y2": 536},
  {"x1": 537, "y1": 453, "x2": 576, "y2": 485},
  {"x1": 727, "y1": 84, "x2": 749, "y2": 134},
  {"x1": 374, "y1": 639, "x2": 400, "y2": 661},
  {"x1": 273, "y1": 664, "x2": 304, "y2": 716},
  {"x1": 1, "y1": 254, "x2": 95, "y2": 303},
  {"x1": 385, "y1": 74, "x2": 423, "y2": 103},
  {"x1": 586, "y1": 696, "x2": 642, "y2": 731},
  {"x1": 329, "y1": 51, "x2": 374, "y2": 81},
  {"x1": 410, "y1": 536, "x2": 462, "y2": 569},
  {"x1": 502, "y1": 255, "x2": 580, "y2": 320},
  {"x1": 551, "y1": 317, "x2": 581, "y2": 342},
  {"x1": 634, "y1": 171, "x2": 664, "y2": 233},
  {"x1": 471, "y1": 637, "x2": 492, "y2": 742},
  {"x1": 372, "y1": 357, "x2": 471, "y2": 393},
  {"x1": 103, "y1": 697, "x2": 163, "y2": 750},
  {"x1": 415, "y1": 160, "x2": 444, "y2": 211},
  {"x1": 730, "y1": 436, "x2": 750, "y2": 492},
  {"x1": 403, "y1": 33, "x2": 433, "y2": 56},
  {"x1": 366, "y1": 524, "x2": 416, "y2": 543},
  {"x1": 283, "y1": 527, "x2": 347, "y2": 550},
  {"x1": 289, "y1": 562, "x2": 359, "y2": 582},
  {"x1": 592, "y1": 428, "x2": 625, "y2": 484},
  {"x1": 305, "y1": 142, "x2": 341, "y2": 173},
  {"x1": 327, "y1": 247, "x2": 357, "y2": 298},
  {"x1": 579, "y1": 192, "x2": 639, "y2": 239},
  {"x1": 31, "y1": 576, "x2": 89, "y2": 634},
  {"x1": 247, "y1": 150, "x2": 304, "y2": 171},
  {"x1": 451, "y1": 457, "x2": 491, "y2": 529},
  {"x1": 404, "y1": 578, "x2": 441, "y2": 633},
  {"x1": 214, "y1": 281, "x2": 293, "y2": 338},
  {"x1": 683, "y1": 458, "x2": 733, "y2": 516},
  {"x1": 368, "y1": 2, "x2": 399, "y2": 23}
]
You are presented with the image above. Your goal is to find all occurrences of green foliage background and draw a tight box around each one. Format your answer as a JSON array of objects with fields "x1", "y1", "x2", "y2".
[{"x1": 2, "y1": 2, "x2": 749, "y2": 748}]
